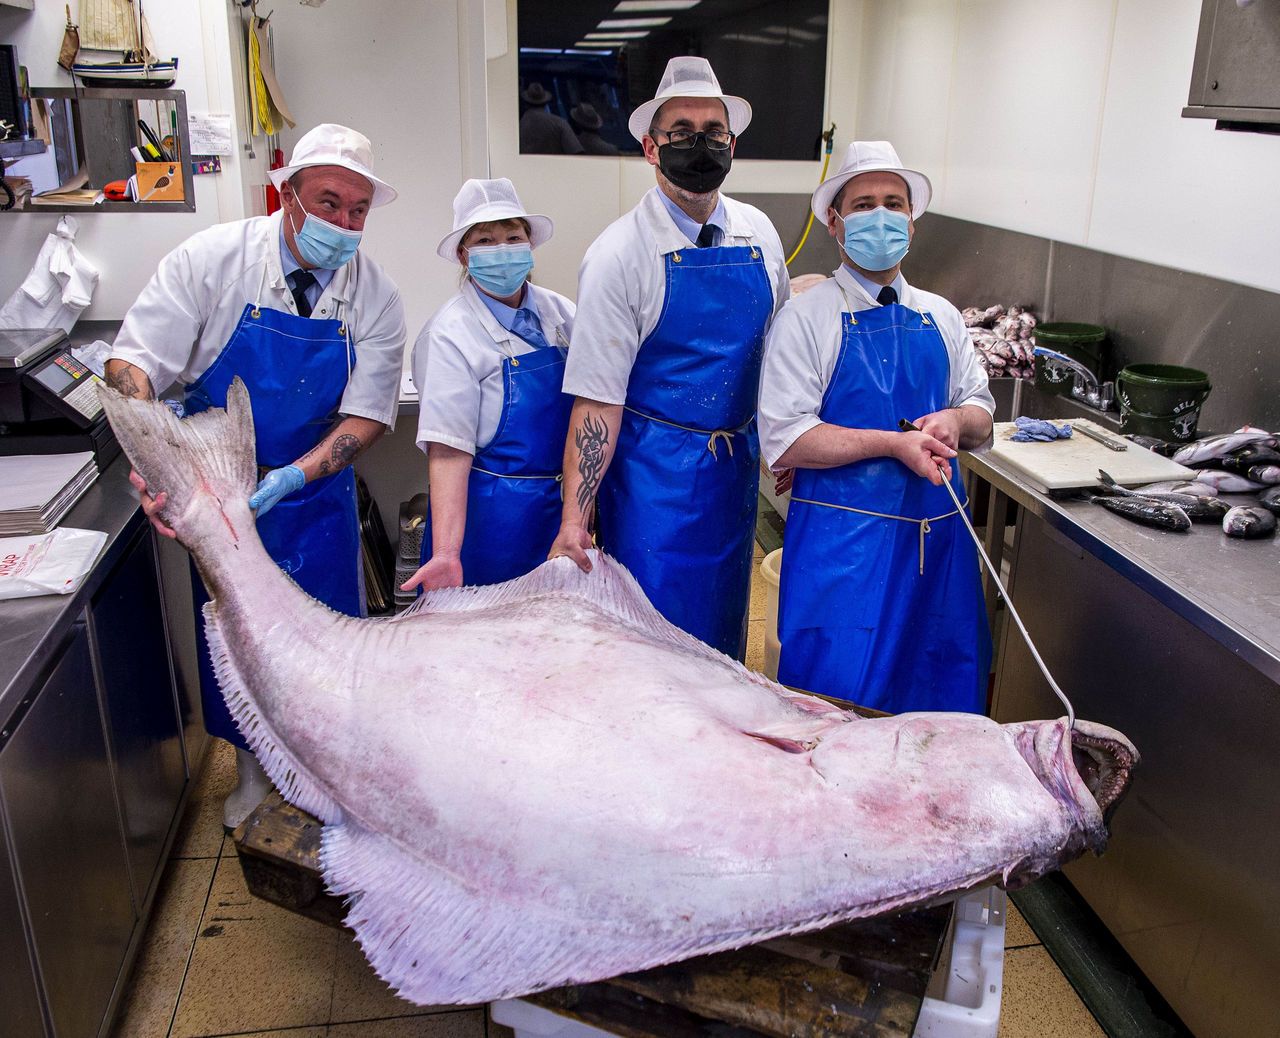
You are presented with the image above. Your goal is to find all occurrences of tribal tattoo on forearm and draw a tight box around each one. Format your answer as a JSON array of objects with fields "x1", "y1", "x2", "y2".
[
  {"x1": 318, "y1": 433, "x2": 362, "y2": 476},
  {"x1": 574, "y1": 412, "x2": 609, "y2": 514}
]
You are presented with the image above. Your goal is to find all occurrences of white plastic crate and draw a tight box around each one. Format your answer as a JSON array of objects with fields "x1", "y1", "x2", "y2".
[
  {"x1": 492, "y1": 887, "x2": 1007, "y2": 1038},
  {"x1": 914, "y1": 886, "x2": 1008, "y2": 1038}
]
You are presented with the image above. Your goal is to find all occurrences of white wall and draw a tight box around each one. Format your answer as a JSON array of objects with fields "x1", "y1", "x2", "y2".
[
  {"x1": 0, "y1": 0, "x2": 257, "y2": 317},
  {"x1": 853, "y1": 0, "x2": 1280, "y2": 293},
  {"x1": 263, "y1": 0, "x2": 481, "y2": 341}
]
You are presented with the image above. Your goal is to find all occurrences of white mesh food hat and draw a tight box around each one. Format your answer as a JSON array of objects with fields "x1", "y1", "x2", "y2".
[
  {"x1": 811, "y1": 141, "x2": 932, "y2": 221},
  {"x1": 269, "y1": 123, "x2": 397, "y2": 207},
  {"x1": 627, "y1": 56, "x2": 752, "y2": 143},
  {"x1": 435, "y1": 178, "x2": 554, "y2": 262}
]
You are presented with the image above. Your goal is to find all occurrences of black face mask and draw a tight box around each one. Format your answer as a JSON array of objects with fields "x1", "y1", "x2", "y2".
[{"x1": 658, "y1": 139, "x2": 732, "y2": 194}]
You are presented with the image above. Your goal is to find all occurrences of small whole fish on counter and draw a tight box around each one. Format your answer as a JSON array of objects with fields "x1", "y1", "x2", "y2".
[
  {"x1": 963, "y1": 303, "x2": 1038, "y2": 380},
  {"x1": 1171, "y1": 427, "x2": 1278, "y2": 467},
  {"x1": 1088, "y1": 493, "x2": 1192, "y2": 532},
  {"x1": 1223, "y1": 506, "x2": 1277, "y2": 540},
  {"x1": 1259, "y1": 486, "x2": 1280, "y2": 517},
  {"x1": 1095, "y1": 471, "x2": 1229, "y2": 524}
]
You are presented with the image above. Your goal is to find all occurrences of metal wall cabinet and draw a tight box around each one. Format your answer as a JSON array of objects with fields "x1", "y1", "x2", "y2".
[
  {"x1": 0, "y1": 623, "x2": 137, "y2": 1038},
  {"x1": 1184, "y1": 0, "x2": 1280, "y2": 127},
  {"x1": 90, "y1": 527, "x2": 187, "y2": 910}
]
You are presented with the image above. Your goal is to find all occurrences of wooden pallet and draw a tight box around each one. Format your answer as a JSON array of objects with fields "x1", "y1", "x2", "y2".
[{"x1": 233, "y1": 793, "x2": 951, "y2": 1037}]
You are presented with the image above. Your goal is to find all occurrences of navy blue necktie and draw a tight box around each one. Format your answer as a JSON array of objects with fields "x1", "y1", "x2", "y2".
[
  {"x1": 511, "y1": 307, "x2": 551, "y2": 349},
  {"x1": 287, "y1": 269, "x2": 316, "y2": 318},
  {"x1": 877, "y1": 285, "x2": 898, "y2": 306},
  {"x1": 696, "y1": 223, "x2": 718, "y2": 248}
]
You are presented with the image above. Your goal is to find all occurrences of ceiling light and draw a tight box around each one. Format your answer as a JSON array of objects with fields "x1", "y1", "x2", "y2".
[
  {"x1": 586, "y1": 30, "x2": 650, "y2": 39},
  {"x1": 719, "y1": 33, "x2": 785, "y2": 46},
  {"x1": 598, "y1": 17, "x2": 671, "y2": 28},
  {"x1": 614, "y1": 0, "x2": 700, "y2": 11},
  {"x1": 519, "y1": 47, "x2": 565, "y2": 54},
  {"x1": 574, "y1": 41, "x2": 621, "y2": 48}
]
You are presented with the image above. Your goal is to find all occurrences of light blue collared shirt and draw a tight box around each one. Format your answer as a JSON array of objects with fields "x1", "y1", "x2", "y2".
[
  {"x1": 656, "y1": 190, "x2": 726, "y2": 248},
  {"x1": 474, "y1": 282, "x2": 529, "y2": 332},
  {"x1": 279, "y1": 227, "x2": 335, "y2": 311},
  {"x1": 844, "y1": 264, "x2": 905, "y2": 304}
]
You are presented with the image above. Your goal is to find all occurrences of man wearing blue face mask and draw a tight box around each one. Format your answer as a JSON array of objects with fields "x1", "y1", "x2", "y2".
[
  {"x1": 108, "y1": 123, "x2": 406, "y2": 827},
  {"x1": 757, "y1": 141, "x2": 995, "y2": 713}
]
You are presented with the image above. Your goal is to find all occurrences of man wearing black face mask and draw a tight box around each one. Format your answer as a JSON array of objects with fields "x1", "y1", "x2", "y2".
[{"x1": 550, "y1": 57, "x2": 789, "y2": 661}]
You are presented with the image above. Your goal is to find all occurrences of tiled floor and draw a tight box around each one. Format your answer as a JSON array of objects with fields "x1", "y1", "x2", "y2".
[{"x1": 110, "y1": 546, "x2": 1103, "y2": 1038}]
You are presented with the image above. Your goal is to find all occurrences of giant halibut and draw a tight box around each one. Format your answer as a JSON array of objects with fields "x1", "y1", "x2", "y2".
[{"x1": 100, "y1": 380, "x2": 1137, "y2": 1006}]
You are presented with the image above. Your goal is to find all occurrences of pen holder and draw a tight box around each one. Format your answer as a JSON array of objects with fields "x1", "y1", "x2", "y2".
[{"x1": 135, "y1": 161, "x2": 184, "y2": 203}]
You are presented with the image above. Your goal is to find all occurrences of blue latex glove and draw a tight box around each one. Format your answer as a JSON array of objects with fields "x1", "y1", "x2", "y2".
[
  {"x1": 248, "y1": 464, "x2": 306, "y2": 517},
  {"x1": 161, "y1": 398, "x2": 186, "y2": 419},
  {"x1": 1010, "y1": 416, "x2": 1073, "y2": 443}
]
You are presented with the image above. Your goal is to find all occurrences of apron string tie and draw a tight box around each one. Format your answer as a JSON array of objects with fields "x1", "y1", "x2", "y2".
[
  {"x1": 789, "y1": 496, "x2": 968, "y2": 575},
  {"x1": 623, "y1": 406, "x2": 753, "y2": 461},
  {"x1": 470, "y1": 464, "x2": 562, "y2": 481}
]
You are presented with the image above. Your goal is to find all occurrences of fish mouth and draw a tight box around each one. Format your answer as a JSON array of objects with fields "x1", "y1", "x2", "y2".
[{"x1": 1069, "y1": 721, "x2": 1139, "y2": 824}]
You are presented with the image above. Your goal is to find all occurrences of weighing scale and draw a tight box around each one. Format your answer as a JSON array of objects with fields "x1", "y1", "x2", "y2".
[{"x1": 0, "y1": 328, "x2": 120, "y2": 467}]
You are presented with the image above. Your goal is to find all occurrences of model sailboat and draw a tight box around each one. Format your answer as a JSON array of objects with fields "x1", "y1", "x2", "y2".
[{"x1": 60, "y1": 0, "x2": 178, "y2": 87}]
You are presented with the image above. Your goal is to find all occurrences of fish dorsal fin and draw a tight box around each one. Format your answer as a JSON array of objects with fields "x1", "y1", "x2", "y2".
[{"x1": 396, "y1": 551, "x2": 847, "y2": 712}]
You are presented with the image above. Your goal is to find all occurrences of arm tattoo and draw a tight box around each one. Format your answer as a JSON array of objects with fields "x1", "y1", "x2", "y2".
[
  {"x1": 106, "y1": 367, "x2": 146, "y2": 399},
  {"x1": 574, "y1": 412, "x2": 609, "y2": 514},
  {"x1": 327, "y1": 433, "x2": 362, "y2": 474}
]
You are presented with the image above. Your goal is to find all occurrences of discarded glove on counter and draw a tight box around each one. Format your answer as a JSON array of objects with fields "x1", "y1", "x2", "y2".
[{"x1": 1010, "y1": 416, "x2": 1073, "y2": 442}]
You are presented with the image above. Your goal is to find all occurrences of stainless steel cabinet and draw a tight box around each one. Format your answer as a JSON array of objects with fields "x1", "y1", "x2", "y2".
[
  {"x1": 1184, "y1": 0, "x2": 1280, "y2": 124},
  {"x1": 0, "y1": 623, "x2": 136, "y2": 1038},
  {"x1": 91, "y1": 530, "x2": 187, "y2": 909},
  {"x1": 0, "y1": 815, "x2": 45, "y2": 1038}
]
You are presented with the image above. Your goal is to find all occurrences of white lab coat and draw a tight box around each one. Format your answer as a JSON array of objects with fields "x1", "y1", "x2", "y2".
[
  {"x1": 757, "y1": 264, "x2": 996, "y2": 469},
  {"x1": 110, "y1": 211, "x2": 406, "y2": 426},
  {"x1": 562, "y1": 187, "x2": 790, "y2": 405},
  {"x1": 0, "y1": 217, "x2": 100, "y2": 333},
  {"x1": 412, "y1": 279, "x2": 574, "y2": 455}
]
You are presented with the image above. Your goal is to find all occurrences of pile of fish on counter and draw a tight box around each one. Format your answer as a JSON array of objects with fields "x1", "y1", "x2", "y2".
[
  {"x1": 1089, "y1": 428, "x2": 1280, "y2": 539},
  {"x1": 963, "y1": 304, "x2": 1038, "y2": 379}
]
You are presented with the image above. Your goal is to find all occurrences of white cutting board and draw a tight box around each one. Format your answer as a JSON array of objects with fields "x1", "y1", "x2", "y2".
[{"x1": 986, "y1": 420, "x2": 1197, "y2": 492}]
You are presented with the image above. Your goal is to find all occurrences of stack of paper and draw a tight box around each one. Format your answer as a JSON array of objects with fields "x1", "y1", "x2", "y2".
[{"x1": 0, "y1": 452, "x2": 99, "y2": 535}]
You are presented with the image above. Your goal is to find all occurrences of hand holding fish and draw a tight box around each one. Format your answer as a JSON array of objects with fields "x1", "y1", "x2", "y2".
[
  {"x1": 399, "y1": 554, "x2": 464, "y2": 593},
  {"x1": 548, "y1": 520, "x2": 595, "y2": 573},
  {"x1": 128, "y1": 468, "x2": 177, "y2": 539}
]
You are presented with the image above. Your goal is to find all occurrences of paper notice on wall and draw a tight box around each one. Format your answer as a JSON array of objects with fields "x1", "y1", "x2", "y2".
[{"x1": 187, "y1": 113, "x2": 234, "y2": 156}]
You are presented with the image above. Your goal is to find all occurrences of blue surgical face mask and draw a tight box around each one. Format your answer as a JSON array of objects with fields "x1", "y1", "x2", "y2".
[
  {"x1": 467, "y1": 243, "x2": 534, "y2": 298},
  {"x1": 837, "y1": 207, "x2": 911, "y2": 272},
  {"x1": 289, "y1": 202, "x2": 362, "y2": 269}
]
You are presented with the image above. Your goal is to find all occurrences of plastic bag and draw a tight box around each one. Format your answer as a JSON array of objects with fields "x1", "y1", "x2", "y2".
[
  {"x1": 0, "y1": 527, "x2": 108, "y2": 600},
  {"x1": 0, "y1": 216, "x2": 101, "y2": 333}
]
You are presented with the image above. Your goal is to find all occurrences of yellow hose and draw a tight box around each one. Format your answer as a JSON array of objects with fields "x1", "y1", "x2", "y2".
[{"x1": 786, "y1": 125, "x2": 836, "y2": 267}]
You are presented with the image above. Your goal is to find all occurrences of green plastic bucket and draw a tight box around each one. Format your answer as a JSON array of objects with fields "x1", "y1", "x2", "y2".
[
  {"x1": 1116, "y1": 363, "x2": 1212, "y2": 442},
  {"x1": 1034, "y1": 323, "x2": 1109, "y2": 397}
]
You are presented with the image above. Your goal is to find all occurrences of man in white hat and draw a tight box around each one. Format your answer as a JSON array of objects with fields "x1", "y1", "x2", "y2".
[
  {"x1": 757, "y1": 141, "x2": 994, "y2": 713},
  {"x1": 107, "y1": 123, "x2": 406, "y2": 826},
  {"x1": 548, "y1": 56, "x2": 789, "y2": 660}
]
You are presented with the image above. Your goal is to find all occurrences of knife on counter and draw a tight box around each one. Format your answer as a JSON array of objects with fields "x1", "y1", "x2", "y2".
[{"x1": 1072, "y1": 422, "x2": 1128, "y2": 452}]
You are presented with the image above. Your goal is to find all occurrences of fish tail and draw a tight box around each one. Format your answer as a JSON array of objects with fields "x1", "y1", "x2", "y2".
[{"x1": 98, "y1": 377, "x2": 257, "y2": 549}]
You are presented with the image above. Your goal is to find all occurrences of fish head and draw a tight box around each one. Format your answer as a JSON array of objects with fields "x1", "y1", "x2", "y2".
[{"x1": 1068, "y1": 719, "x2": 1139, "y2": 826}]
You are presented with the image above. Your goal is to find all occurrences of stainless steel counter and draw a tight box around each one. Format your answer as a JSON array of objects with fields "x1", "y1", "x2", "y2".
[
  {"x1": 0, "y1": 457, "x2": 148, "y2": 732},
  {"x1": 966, "y1": 452, "x2": 1280, "y2": 684},
  {"x1": 965, "y1": 451, "x2": 1280, "y2": 1038}
]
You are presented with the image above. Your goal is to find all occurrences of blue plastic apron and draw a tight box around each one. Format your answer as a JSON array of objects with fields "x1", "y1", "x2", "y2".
[
  {"x1": 422, "y1": 338, "x2": 573, "y2": 586},
  {"x1": 776, "y1": 298, "x2": 989, "y2": 713},
  {"x1": 597, "y1": 243, "x2": 773, "y2": 658},
  {"x1": 185, "y1": 301, "x2": 362, "y2": 748}
]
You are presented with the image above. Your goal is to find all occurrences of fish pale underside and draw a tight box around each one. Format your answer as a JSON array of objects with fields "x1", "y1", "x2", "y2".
[{"x1": 99, "y1": 379, "x2": 1138, "y2": 1007}]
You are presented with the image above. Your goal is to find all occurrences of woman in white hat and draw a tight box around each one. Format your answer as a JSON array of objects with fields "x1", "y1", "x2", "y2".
[
  {"x1": 400, "y1": 178, "x2": 574, "y2": 592},
  {"x1": 107, "y1": 122, "x2": 406, "y2": 827},
  {"x1": 757, "y1": 141, "x2": 995, "y2": 714}
]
